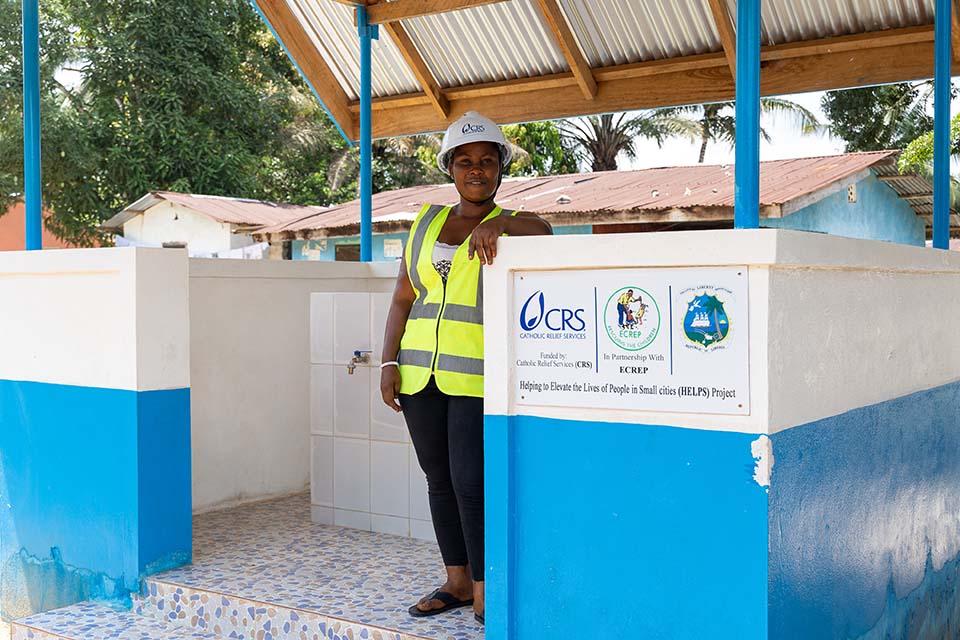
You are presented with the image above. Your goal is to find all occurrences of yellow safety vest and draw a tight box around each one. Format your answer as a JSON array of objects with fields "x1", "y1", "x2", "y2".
[{"x1": 398, "y1": 203, "x2": 518, "y2": 398}]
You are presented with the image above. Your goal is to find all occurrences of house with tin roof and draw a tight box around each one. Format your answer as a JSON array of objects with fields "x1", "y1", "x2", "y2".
[
  {"x1": 102, "y1": 191, "x2": 328, "y2": 258},
  {"x1": 252, "y1": 151, "x2": 958, "y2": 261}
]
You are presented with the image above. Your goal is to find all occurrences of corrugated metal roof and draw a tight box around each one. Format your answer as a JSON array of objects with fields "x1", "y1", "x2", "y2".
[
  {"x1": 256, "y1": 151, "x2": 936, "y2": 238},
  {"x1": 102, "y1": 192, "x2": 328, "y2": 231},
  {"x1": 561, "y1": 0, "x2": 719, "y2": 67},
  {"x1": 287, "y1": 0, "x2": 420, "y2": 100},
  {"x1": 402, "y1": 0, "x2": 568, "y2": 88},
  {"x1": 292, "y1": 0, "x2": 936, "y2": 104},
  {"x1": 759, "y1": 0, "x2": 933, "y2": 45}
]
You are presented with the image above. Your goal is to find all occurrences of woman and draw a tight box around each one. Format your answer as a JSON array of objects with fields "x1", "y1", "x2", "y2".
[{"x1": 379, "y1": 112, "x2": 552, "y2": 624}]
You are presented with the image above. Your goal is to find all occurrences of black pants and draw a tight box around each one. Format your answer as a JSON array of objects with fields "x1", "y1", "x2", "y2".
[{"x1": 401, "y1": 377, "x2": 485, "y2": 582}]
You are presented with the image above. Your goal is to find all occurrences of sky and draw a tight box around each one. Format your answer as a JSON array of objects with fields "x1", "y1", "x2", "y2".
[
  {"x1": 626, "y1": 90, "x2": 843, "y2": 170},
  {"x1": 626, "y1": 84, "x2": 960, "y2": 171}
]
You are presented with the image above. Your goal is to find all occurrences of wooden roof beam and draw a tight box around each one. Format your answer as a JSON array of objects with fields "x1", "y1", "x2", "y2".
[
  {"x1": 707, "y1": 0, "x2": 738, "y2": 77},
  {"x1": 366, "y1": 0, "x2": 508, "y2": 25},
  {"x1": 534, "y1": 0, "x2": 597, "y2": 99},
  {"x1": 381, "y1": 21, "x2": 450, "y2": 119},
  {"x1": 256, "y1": 0, "x2": 356, "y2": 138},
  {"x1": 358, "y1": 25, "x2": 936, "y2": 138}
]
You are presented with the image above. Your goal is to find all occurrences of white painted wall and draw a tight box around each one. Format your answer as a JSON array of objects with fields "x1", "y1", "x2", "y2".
[
  {"x1": 0, "y1": 247, "x2": 189, "y2": 392},
  {"x1": 309, "y1": 292, "x2": 435, "y2": 541},
  {"x1": 484, "y1": 229, "x2": 960, "y2": 435},
  {"x1": 189, "y1": 259, "x2": 398, "y2": 512},
  {"x1": 123, "y1": 201, "x2": 254, "y2": 255}
]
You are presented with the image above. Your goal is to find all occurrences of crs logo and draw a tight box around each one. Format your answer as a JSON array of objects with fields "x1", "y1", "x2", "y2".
[
  {"x1": 462, "y1": 122, "x2": 486, "y2": 135},
  {"x1": 519, "y1": 291, "x2": 586, "y2": 332}
]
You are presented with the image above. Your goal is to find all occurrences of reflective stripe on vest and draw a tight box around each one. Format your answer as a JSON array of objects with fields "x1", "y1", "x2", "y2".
[{"x1": 398, "y1": 203, "x2": 517, "y2": 398}]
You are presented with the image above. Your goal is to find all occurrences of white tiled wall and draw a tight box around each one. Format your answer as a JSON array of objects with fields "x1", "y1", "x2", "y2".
[{"x1": 310, "y1": 292, "x2": 435, "y2": 542}]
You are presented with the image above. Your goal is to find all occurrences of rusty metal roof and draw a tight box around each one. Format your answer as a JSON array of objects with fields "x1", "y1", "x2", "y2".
[
  {"x1": 102, "y1": 191, "x2": 328, "y2": 231},
  {"x1": 254, "y1": 150, "x2": 948, "y2": 240}
]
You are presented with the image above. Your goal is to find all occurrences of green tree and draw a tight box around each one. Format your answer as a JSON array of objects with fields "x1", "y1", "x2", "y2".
[
  {"x1": 657, "y1": 98, "x2": 820, "y2": 163},
  {"x1": 502, "y1": 121, "x2": 579, "y2": 176},
  {"x1": 898, "y1": 113, "x2": 960, "y2": 211},
  {"x1": 558, "y1": 112, "x2": 698, "y2": 172},
  {"x1": 821, "y1": 83, "x2": 934, "y2": 152}
]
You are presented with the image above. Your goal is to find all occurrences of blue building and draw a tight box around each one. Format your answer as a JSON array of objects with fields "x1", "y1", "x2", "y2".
[{"x1": 252, "y1": 151, "x2": 947, "y2": 261}]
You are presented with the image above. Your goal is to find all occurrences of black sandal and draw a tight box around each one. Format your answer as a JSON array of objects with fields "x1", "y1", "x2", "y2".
[{"x1": 408, "y1": 588, "x2": 474, "y2": 618}]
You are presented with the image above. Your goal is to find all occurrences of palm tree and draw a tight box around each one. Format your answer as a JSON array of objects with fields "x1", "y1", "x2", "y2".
[
  {"x1": 558, "y1": 112, "x2": 699, "y2": 172},
  {"x1": 657, "y1": 98, "x2": 821, "y2": 163}
]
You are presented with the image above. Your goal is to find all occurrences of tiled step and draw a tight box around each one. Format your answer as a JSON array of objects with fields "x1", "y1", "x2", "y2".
[
  {"x1": 136, "y1": 494, "x2": 483, "y2": 640},
  {"x1": 10, "y1": 601, "x2": 221, "y2": 640},
  {"x1": 134, "y1": 578, "x2": 470, "y2": 640}
]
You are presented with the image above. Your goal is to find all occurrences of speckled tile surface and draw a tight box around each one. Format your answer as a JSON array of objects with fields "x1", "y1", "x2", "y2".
[
  {"x1": 11, "y1": 602, "x2": 219, "y2": 640},
  {"x1": 141, "y1": 494, "x2": 483, "y2": 640}
]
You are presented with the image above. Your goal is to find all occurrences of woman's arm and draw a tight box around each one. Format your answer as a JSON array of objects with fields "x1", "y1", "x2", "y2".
[
  {"x1": 380, "y1": 255, "x2": 416, "y2": 412},
  {"x1": 469, "y1": 211, "x2": 553, "y2": 265}
]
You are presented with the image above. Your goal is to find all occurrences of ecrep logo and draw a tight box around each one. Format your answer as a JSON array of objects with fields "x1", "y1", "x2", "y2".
[
  {"x1": 519, "y1": 291, "x2": 586, "y2": 332},
  {"x1": 462, "y1": 122, "x2": 486, "y2": 135}
]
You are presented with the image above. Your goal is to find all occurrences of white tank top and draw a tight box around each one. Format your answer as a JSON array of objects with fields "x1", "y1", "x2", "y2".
[{"x1": 432, "y1": 241, "x2": 459, "y2": 282}]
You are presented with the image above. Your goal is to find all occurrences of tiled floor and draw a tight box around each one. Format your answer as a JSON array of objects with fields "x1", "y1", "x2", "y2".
[
  {"x1": 144, "y1": 493, "x2": 483, "y2": 640},
  {"x1": 11, "y1": 602, "x2": 220, "y2": 640}
]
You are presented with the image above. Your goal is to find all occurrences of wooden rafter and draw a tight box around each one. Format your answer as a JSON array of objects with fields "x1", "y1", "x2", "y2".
[
  {"x1": 534, "y1": 0, "x2": 596, "y2": 99},
  {"x1": 366, "y1": 0, "x2": 508, "y2": 25},
  {"x1": 707, "y1": 0, "x2": 737, "y2": 77},
  {"x1": 256, "y1": 0, "x2": 356, "y2": 138},
  {"x1": 344, "y1": 25, "x2": 936, "y2": 138},
  {"x1": 381, "y1": 21, "x2": 450, "y2": 119}
]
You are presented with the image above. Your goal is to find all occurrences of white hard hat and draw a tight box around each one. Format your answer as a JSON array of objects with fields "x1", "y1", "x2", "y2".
[{"x1": 437, "y1": 111, "x2": 512, "y2": 175}]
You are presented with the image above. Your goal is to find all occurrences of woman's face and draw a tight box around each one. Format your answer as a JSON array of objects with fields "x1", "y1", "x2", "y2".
[{"x1": 449, "y1": 141, "x2": 501, "y2": 203}]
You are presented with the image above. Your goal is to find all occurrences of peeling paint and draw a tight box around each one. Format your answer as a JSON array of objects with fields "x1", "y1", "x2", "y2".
[
  {"x1": 855, "y1": 550, "x2": 960, "y2": 640},
  {"x1": 0, "y1": 547, "x2": 130, "y2": 621},
  {"x1": 750, "y1": 435, "x2": 773, "y2": 488}
]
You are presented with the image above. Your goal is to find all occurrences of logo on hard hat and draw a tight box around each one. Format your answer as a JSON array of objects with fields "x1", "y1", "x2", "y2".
[{"x1": 461, "y1": 122, "x2": 486, "y2": 135}]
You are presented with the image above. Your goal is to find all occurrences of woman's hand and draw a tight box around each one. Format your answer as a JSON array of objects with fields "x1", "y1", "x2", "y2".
[
  {"x1": 468, "y1": 216, "x2": 509, "y2": 265},
  {"x1": 380, "y1": 366, "x2": 403, "y2": 413}
]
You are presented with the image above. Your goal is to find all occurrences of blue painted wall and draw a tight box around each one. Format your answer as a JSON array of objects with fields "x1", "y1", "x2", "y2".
[
  {"x1": 0, "y1": 380, "x2": 191, "y2": 619},
  {"x1": 485, "y1": 414, "x2": 769, "y2": 640},
  {"x1": 292, "y1": 232, "x2": 407, "y2": 262},
  {"x1": 293, "y1": 225, "x2": 592, "y2": 261},
  {"x1": 769, "y1": 381, "x2": 960, "y2": 639},
  {"x1": 486, "y1": 381, "x2": 960, "y2": 639},
  {"x1": 762, "y1": 174, "x2": 926, "y2": 246}
]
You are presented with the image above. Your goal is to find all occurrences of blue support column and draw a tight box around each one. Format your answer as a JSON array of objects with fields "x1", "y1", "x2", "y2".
[
  {"x1": 933, "y1": 0, "x2": 952, "y2": 249},
  {"x1": 357, "y1": 6, "x2": 378, "y2": 262},
  {"x1": 734, "y1": 0, "x2": 761, "y2": 229},
  {"x1": 22, "y1": 0, "x2": 42, "y2": 250}
]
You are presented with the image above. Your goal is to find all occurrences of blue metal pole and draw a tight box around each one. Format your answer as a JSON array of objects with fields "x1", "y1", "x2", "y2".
[
  {"x1": 734, "y1": 0, "x2": 761, "y2": 229},
  {"x1": 357, "y1": 6, "x2": 377, "y2": 263},
  {"x1": 933, "y1": 0, "x2": 952, "y2": 250},
  {"x1": 22, "y1": 0, "x2": 42, "y2": 250}
]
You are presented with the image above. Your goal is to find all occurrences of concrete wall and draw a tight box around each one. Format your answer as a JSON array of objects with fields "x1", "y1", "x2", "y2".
[
  {"x1": 189, "y1": 258, "x2": 398, "y2": 512},
  {"x1": 483, "y1": 230, "x2": 960, "y2": 639},
  {"x1": 292, "y1": 225, "x2": 593, "y2": 262},
  {"x1": 123, "y1": 202, "x2": 255, "y2": 254},
  {"x1": 763, "y1": 173, "x2": 926, "y2": 246},
  {"x1": 0, "y1": 248, "x2": 191, "y2": 619}
]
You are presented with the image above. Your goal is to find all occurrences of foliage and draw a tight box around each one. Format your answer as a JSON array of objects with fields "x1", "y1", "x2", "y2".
[
  {"x1": 502, "y1": 121, "x2": 579, "y2": 176},
  {"x1": 558, "y1": 112, "x2": 699, "y2": 172},
  {"x1": 898, "y1": 113, "x2": 960, "y2": 175},
  {"x1": 656, "y1": 98, "x2": 820, "y2": 163},
  {"x1": 821, "y1": 83, "x2": 935, "y2": 153}
]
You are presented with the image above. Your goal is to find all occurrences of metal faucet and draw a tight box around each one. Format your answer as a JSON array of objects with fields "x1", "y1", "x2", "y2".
[{"x1": 347, "y1": 350, "x2": 372, "y2": 375}]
